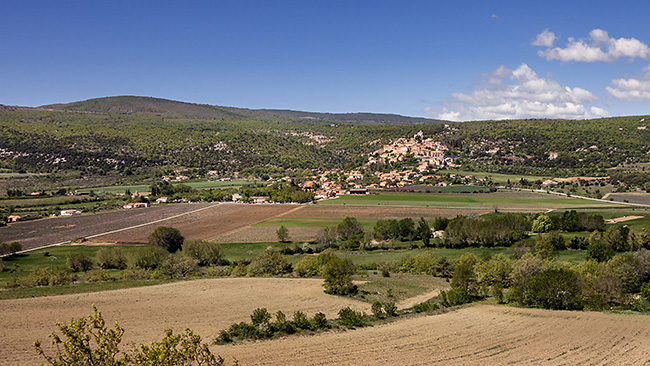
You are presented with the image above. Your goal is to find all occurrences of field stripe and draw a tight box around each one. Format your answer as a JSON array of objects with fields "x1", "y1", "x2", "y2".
[{"x1": 13, "y1": 203, "x2": 222, "y2": 254}]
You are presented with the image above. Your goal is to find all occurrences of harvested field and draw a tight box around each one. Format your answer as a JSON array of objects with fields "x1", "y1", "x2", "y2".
[
  {"x1": 0, "y1": 203, "x2": 213, "y2": 250},
  {"x1": 94, "y1": 203, "x2": 295, "y2": 243},
  {"x1": 0, "y1": 277, "x2": 370, "y2": 366},
  {"x1": 215, "y1": 305, "x2": 650, "y2": 365}
]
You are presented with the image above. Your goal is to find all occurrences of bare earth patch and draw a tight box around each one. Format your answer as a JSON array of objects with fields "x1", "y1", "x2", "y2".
[
  {"x1": 0, "y1": 277, "x2": 369, "y2": 366},
  {"x1": 607, "y1": 215, "x2": 644, "y2": 223},
  {"x1": 215, "y1": 305, "x2": 650, "y2": 365}
]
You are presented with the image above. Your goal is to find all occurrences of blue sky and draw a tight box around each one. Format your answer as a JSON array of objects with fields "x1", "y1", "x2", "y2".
[{"x1": 2, "y1": 1, "x2": 650, "y2": 121}]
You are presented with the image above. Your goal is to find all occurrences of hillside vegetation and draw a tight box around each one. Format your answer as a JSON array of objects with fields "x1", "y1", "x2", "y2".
[{"x1": 0, "y1": 96, "x2": 648, "y2": 180}]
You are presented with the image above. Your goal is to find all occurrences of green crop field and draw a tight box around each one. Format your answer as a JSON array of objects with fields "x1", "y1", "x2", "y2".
[{"x1": 317, "y1": 191, "x2": 614, "y2": 209}]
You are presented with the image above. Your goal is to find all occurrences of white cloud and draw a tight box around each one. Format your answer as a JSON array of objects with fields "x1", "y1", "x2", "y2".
[
  {"x1": 532, "y1": 29, "x2": 555, "y2": 47},
  {"x1": 491, "y1": 14, "x2": 500, "y2": 20},
  {"x1": 536, "y1": 29, "x2": 649, "y2": 62},
  {"x1": 425, "y1": 63, "x2": 609, "y2": 121},
  {"x1": 606, "y1": 66, "x2": 650, "y2": 101}
]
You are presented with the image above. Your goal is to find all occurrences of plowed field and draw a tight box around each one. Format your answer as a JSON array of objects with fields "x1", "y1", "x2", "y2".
[
  {"x1": 94, "y1": 203, "x2": 296, "y2": 243},
  {"x1": 215, "y1": 305, "x2": 650, "y2": 365},
  {"x1": 0, "y1": 278, "x2": 370, "y2": 366}
]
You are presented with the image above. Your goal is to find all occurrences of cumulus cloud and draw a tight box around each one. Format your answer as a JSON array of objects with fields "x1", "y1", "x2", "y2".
[
  {"x1": 532, "y1": 29, "x2": 555, "y2": 47},
  {"x1": 535, "y1": 29, "x2": 650, "y2": 62},
  {"x1": 606, "y1": 65, "x2": 650, "y2": 101},
  {"x1": 425, "y1": 63, "x2": 609, "y2": 121}
]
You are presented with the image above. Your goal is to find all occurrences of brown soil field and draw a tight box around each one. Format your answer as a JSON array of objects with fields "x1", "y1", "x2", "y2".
[
  {"x1": 0, "y1": 278, "x2": 370, "y2": 366},
  {"x1": 604, "y1": 192, "x2": 650, "y2": 206},
  {"x1": 607, "y1": 215, "x2": 644, "y2": 223},
  {"x1": 283, "y1": 205, "x2": 489, "y2": 219},
  {"x1": 215, "y1": 226, "x2": 321, "y2": 243},
  {"x1": 215, "y1": 305, "x2": 650, "y2": 365},
  {"x1": 94, "y1": 203, "x2": 295, "y2": 243},
  {"x1": 0, "y1": 203, "x2": 214, "y2": 250}
]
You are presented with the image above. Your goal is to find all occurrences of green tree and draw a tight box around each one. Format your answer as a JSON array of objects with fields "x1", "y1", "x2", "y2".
[
  {"x1": 531, "y1": 214, "x2": 552, "y2": 233},
  {"x1": 585, "y1": 241, "x2": 614, "y2": 263},
  {"x1": 276, "y1": 225, "x2": 290, "y2": 243},
  {"x1": 182, "y1": 240, "x2": 226, "y2": 266},
  {"x1": 450, "y1": 253, "x2": 478, "y2": 297},
  {"x1": 323, "y1": 256, "x2": 357, "y2": 295},
  {"x1": 248, "y1": 248, "x2": 292, "y2": 276},
  {"x1": 523, "y1": 268, "x2": 583, "y2": 310},
  {"x1": 417, "y1": 217, "x2": 432, "y2": 246},
  {"x1": 148, "y1": 226, "x2": 184, "y2": 253}
]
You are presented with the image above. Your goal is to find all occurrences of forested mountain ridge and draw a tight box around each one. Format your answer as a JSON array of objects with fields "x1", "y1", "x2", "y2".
[
  {"x1": 40, "y1": 96, "x2": 445, "y2": 125},
  {"x1": 0, "y1": 96, "x2": 649, "y2": 178}
]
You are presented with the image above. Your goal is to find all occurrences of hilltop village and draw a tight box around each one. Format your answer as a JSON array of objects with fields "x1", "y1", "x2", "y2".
[{"x1": 306, "y1": 131, "x2": 465, "y2": 199}]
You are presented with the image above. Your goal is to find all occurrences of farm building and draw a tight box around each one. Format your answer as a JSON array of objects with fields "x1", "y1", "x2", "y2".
[
  {"x1": 123, "y1": 202, "x2": 149, "y2": 209},
  {"x1": 7, "y1": 215, "x2": 21, "y2": 222},
  {"x1": 251, "y1": 196, "x2": 267, "y2": 204},
  {"x1": 60, "y1": 209, "x2": 81, "y2": 216}
]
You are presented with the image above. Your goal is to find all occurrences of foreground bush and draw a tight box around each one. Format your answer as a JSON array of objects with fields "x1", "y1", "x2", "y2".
[{"x1": 34, "y1": 306, "x2": 235, "y2": 366}]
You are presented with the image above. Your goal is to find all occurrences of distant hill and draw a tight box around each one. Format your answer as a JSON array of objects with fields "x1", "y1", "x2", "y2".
[
  {"x1": 41, "y1": 96, "x2": 446, "y2": 125},
  {"x1": 259, "y1": 109, "x2": 447, "y2": 125},
  {"x1": 41, "y1": 96, "x2": 268, "y2": 121}
]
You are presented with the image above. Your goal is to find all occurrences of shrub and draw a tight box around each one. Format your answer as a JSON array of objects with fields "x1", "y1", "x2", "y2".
[
  {"x1": 160, "y1": 255, "x2": 199, "y2": 279},
  {"x1": 96, "y1": 248, "x2": 127, "y2": 269},
  {"x1": 412, "y1": 300, "x2": 439, "y2": 313},
  {"x1": 383, "y1": 302, "x2": 397, "y2": 317},
  {"x1": 371, "y1": 301, "x2": 385, "y2": 318},
  {"x1": 524, "y1": 268, "x2": 584, "y2": 310},
  {"x1": 148, "y1": 226, "x2": 184, "y2": 253},
  {"x1": 121, "y1": 267, "x2": 153, "y2": 281},
  {"x1": 129, "y1": 247, "x2": 169, "y2": 270},
  {"x1": 84, "y1": 269, "x2": 115, "y2": 282},
  {"x1": 311, "y1": 312, "x2": 329, "y2": 329},
  {"x1": 67, "y1": 253, "x2": 94, "y2": 272},
  {"x1": 182, "y1": 240, "x2": 226, "y2": 266},
  {"x1": 0, "y1": 241, "x2": 22, "y2": 256},
  {"x1": 323, "y1": 257, "x2": 357, "y2": 295},
  {"x1": 251, "y1": 308, "x2": 272, "y2": 326},
  {"x1": 586, "y1": 241, "x2": 614, "y2": 263},
  {"x1": 337, "y1": 307, "x2": 365, "y2": 328},
  {"x1": 248, "y1": 249, "x2": 292, "y2": 276},
  {"x1": 207, "y1": 265, "x2": 232, "y2": 277},
  {"x1": 292, "y1": 311, "x2": 312, "y2": 330},
  {"x1": 276, "y1": 225, "x2": 290, "y2": 243},
  {"x1": 28, "y1": 267, "x2": 52, "y2": 287}
]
